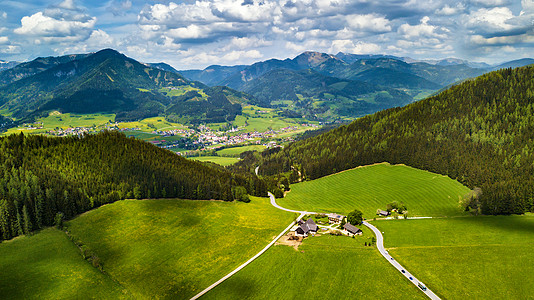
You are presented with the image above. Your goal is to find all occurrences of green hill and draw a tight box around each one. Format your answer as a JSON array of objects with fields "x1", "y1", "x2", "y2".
[
  {"x1": 0, "y1": 228, "x2": 126, "y2": 299},
  {"x1": 377, "y1": 216, "x2": 534, "y2": 299},
  {"x1": 64, "y1": 197, "x2": 294, "y2": 299},
  {"x1": 242, "y1": 66, "x2": 534, "y2": 215},
  {"x1": 241, "y1": 68, "x2": 412, "y2": 119},
  {"x1": 0, "y1": 49, "x2": 251, "y2": 123},
  {"x1": 0, "y1": 131, "x2": 267, "y2": 242},
  {"x1": 277, "y1": 163, "x2": 470, "y2": 218}
]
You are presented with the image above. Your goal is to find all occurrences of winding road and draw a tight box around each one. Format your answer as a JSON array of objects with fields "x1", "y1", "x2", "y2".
[
  {"x1": 363, "y1": 221, "x2": 441, "y2": 300},
  {"x1": 191, "y1": 192, "x2": 440, "y2": 299}
]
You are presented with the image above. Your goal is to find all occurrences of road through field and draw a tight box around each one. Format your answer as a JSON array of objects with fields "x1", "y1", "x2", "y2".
[
  {"x1": 190, "y1": 200, "x2": 304, "y2": 300},
  {"x1": 363, "y1": 221, "x2": 440, "y2": 300},
  {"x1": 269, "y1": 192, "x2": 440, "y2": 300}
]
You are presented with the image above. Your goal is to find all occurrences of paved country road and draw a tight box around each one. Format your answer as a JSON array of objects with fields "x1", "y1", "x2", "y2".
[
  {"x1": 268, "y1": 192, "x2": 312, "y2": 214},
  {"x1": 189, "y1": 197, "x2": 304, "y2": 300},
  {"x1": 363, "y1": 221, "x2": 441, "y2": 300}
]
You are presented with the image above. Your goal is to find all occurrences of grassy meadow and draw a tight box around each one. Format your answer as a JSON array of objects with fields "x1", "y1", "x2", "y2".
[
  {"x1": 216, "y1": 145, "x2": 266, "y2": 157},
  {"x1": 278, "y1": 163, "x2": 470, "y2": 218},
  {"x1": 190, "y1": 156, "x2": 240, "y2": 166},
  {"x1": 2, "y1": 112, "x2": 116, "y2": 135},
  {"x1": 0, "y1": 228, "x2": 126, "y2": 299},
  {"x1": 375, "y1": 216, "x2": 534, "y2": 299},
  {"x1": 65, "y1": 197, "x2": 295, "y2": 299},
  {"x1": 206, "y1": 234, "x2": 425, "y2": 299}
]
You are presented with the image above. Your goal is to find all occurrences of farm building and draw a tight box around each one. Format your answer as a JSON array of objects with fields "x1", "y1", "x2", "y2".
[
  {"x1": 295, "y1": 218, "x2": 318, "y2": 237},
  {"x1": 327, "y1": 213, "x2": 345, "y2": 224},
  {"x1": 378, "y1": 210, "x2": 390, "y2": 216},
  {"x1": 343, "y1": 223, "x2": 362, "y2": 236}
]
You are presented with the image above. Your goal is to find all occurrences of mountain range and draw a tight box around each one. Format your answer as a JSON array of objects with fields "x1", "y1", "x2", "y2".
[
  {"x1": 1, "y1": 49, "x2": 532, "y2": 126},
  {"x1": 176, "y1": 52, "x2": 533, "y2": 121},
  {"x1": 0, "y1": 49, "x2": 251, "y2": 124}
]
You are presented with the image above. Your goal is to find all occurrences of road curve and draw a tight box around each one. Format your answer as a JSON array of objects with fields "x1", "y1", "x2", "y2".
[
  {"x1": 363, "y1": 221, "x2": 441, "y2": 300},
  {"x1": 268, "y1": 192, "x2": 312, "y2": 214}
]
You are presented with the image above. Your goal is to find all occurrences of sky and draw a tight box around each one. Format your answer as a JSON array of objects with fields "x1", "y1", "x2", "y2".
[{"x1": 0, "y1": 0, "x2": 532, "y2": 69}]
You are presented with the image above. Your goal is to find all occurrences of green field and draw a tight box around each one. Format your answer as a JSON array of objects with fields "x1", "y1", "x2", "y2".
[
  {"x1": 206, "y1": 234, "x2": 425, "y2": 299},
  {"x1": 0, "y1": 228, "x2": 126, "y2": 299},
  {"x1": 118, "y1": 116, "x2": 187, "y2": 131},
  {"x1": 2, "y1": 112, "x2": 116, "y2": 135},
  {"x1": 375, "y1": 216, "x2": 534, "y2": 299},
  {"x1": 217, "y1": 145, "x2": 266, "y2": 157},
  {"x1": 190, "y1": 156, "x2": 240, "y2": 166},
  {"x1": 278, "y1": 163, "x2": 471, "y2": 218},
  {"x1": 65, "y1": 198, "x2": 295, "y2": 299}
]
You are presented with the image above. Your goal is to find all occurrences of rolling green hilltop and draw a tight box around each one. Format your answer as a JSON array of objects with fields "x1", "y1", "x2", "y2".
[
  {"x1": 241, "y1": 68, "x2": 412, "y2": 119},
  {"x1": 238, "y1": 65, "x2": 534, "y2": 215},
  {"x1": 0, "y1": 131, "x2": 268, "y2": 242}
]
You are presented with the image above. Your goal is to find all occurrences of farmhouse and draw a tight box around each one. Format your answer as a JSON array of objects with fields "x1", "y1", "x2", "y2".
[
  {"x1": 378, "y1": 210, "x2": 390, "y2": 216},
  {"x1": 343, "y1": 223, "x2": 362, "y2": 236},
  {"x1": 327, "y1": 213, "x2": 345, "y2": 224},
  {"x1": 295, "y1": 218, "x2": 318, "y2": 237}
]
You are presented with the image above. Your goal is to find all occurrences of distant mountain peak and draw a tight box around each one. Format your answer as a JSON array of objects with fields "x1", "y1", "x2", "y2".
[{"x1": 294, "y1": 51, "x2": 341, "y2": 67}]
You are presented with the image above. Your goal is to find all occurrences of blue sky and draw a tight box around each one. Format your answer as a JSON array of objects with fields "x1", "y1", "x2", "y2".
[{"x1": 0, "y1": 0, "x2": 532, "y2": 69}]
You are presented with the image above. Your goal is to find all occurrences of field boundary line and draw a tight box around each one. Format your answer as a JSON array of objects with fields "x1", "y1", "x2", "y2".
[{"x1": 190, "y1": 211, "x2": 305, "y2": 300}]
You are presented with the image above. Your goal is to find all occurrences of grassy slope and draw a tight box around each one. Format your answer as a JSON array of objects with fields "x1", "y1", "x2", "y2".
[
  {"x1": 0, "y1": 228, "x2": 126, "y2": 299},
  {"x1": 66, "y1": 197, "x2": 295, "y2": 299},
  {"x1": 375, "y1": 216, "x2": 534, "y2": 299},
  {"x1": 278, "y1": 163, "x2": 470, "y2": 218},
  {"x1": 190, "y1": 156, "x2": 240, "y2": 166},
  {"x1": 217, "y1": 145, "x2": 266, "y2": 157},
  {"x1": 206, "y1": 234, "x2": 425, "y2": 299}
]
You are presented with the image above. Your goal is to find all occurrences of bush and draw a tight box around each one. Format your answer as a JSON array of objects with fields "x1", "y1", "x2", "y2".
[{"x1": 54, "y1": 212, "x2": 64, "y2": 229}]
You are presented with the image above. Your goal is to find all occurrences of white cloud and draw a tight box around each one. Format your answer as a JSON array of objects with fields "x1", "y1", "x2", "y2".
[
  {"x1": 435, "y1": 3, "x2": 466, "y2": 16},
  {"x1": 0, "y1": 36, "x2": 8, "y2": 44},
  {"x1": 0, "y1": 11, "x2": 7, "y2": 19},
  {"x1": 0, "y1": 45, "x2": 21, "y2": 54},
  {"x1": 398, "y1": 16, "x2": 448, "y2": 39},
  {"x1": 222, "y1": 50, "x2": 263, "y2": 61},
  {"x1": 346, "y1": 14, "x2": 392, "y2": 33},
  {"x1": 329, "y1": 40, "x2": 380, "y2": 54},
  {"x1": 57, "y1": 0, "x2": 77, "y2": 10},
  {"x1": 465, "y1": 7, "x2": 516, "y2": 32},
  {"x1": 222, "y1": 36, "x2": 272, "y2": 51},
  {"x1": 15, "y1": 12, "x2": 95, "y2": 37}
]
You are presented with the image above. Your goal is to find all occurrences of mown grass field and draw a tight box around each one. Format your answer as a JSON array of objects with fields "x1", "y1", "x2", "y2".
[
  {"x1": 190, "y1": 156, "x2": 240, "y2": 166},
  {"x1": 375, "y1": 216, "x2": 534, "y2": 299},
  {"x1": 217, "y1": 145, "x2": 266, "y2": 157},
  {"x1": 65, "y1": 197, "x2": 295, "y2": 299},
  {"x1": 206, "y1": 234, "x2": 425, "y2": 299},
  {"x1": 0, "y1": 228, "x2": 126, "y2": 299},
  {"x1": 278, "y1": 163, "x2": 470, "y2": 218}
]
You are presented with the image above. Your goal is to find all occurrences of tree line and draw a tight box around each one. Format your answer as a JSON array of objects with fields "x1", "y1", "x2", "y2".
[
  {"x1": 233, "y1": 66, "x2": 534, "y2": 215},
  {"x1": 0, "y1": 131, "x2": 268, "y2": 241}
]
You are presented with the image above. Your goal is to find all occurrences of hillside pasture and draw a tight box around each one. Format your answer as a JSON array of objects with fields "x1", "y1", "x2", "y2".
[
  {"x1": 375, "y1": 216, "x2": 534, "y2": 299},
  {"x1": 65, "y1": 197, "x2": 295, "y2": 299},
  {"x1": 0, "y1": 228, "x2": 126, "y2": 299},
  {"x1": 217, "y1": 145, "x2": 266, "y2": 157},
  {"x1": 278, "y1": 163, "x2": 470, "y2": 218},
  {"x1": 206, "y1": 234, "x2": 425, "y2": 299},
  {"x1": 190, "y1": 156, "x2": 240, "y2": 166}
]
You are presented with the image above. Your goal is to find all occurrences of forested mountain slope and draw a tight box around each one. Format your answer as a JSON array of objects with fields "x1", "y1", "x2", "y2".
[
  {"x1": 239, "y1": 66, "x2": 534, "y2": 215},
  {"x1": 0, "y1": 131, "x2": 267, "y2": 241},
  {"x1": 0, "y1": 49, "x2": 250, "y2": 123}
]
